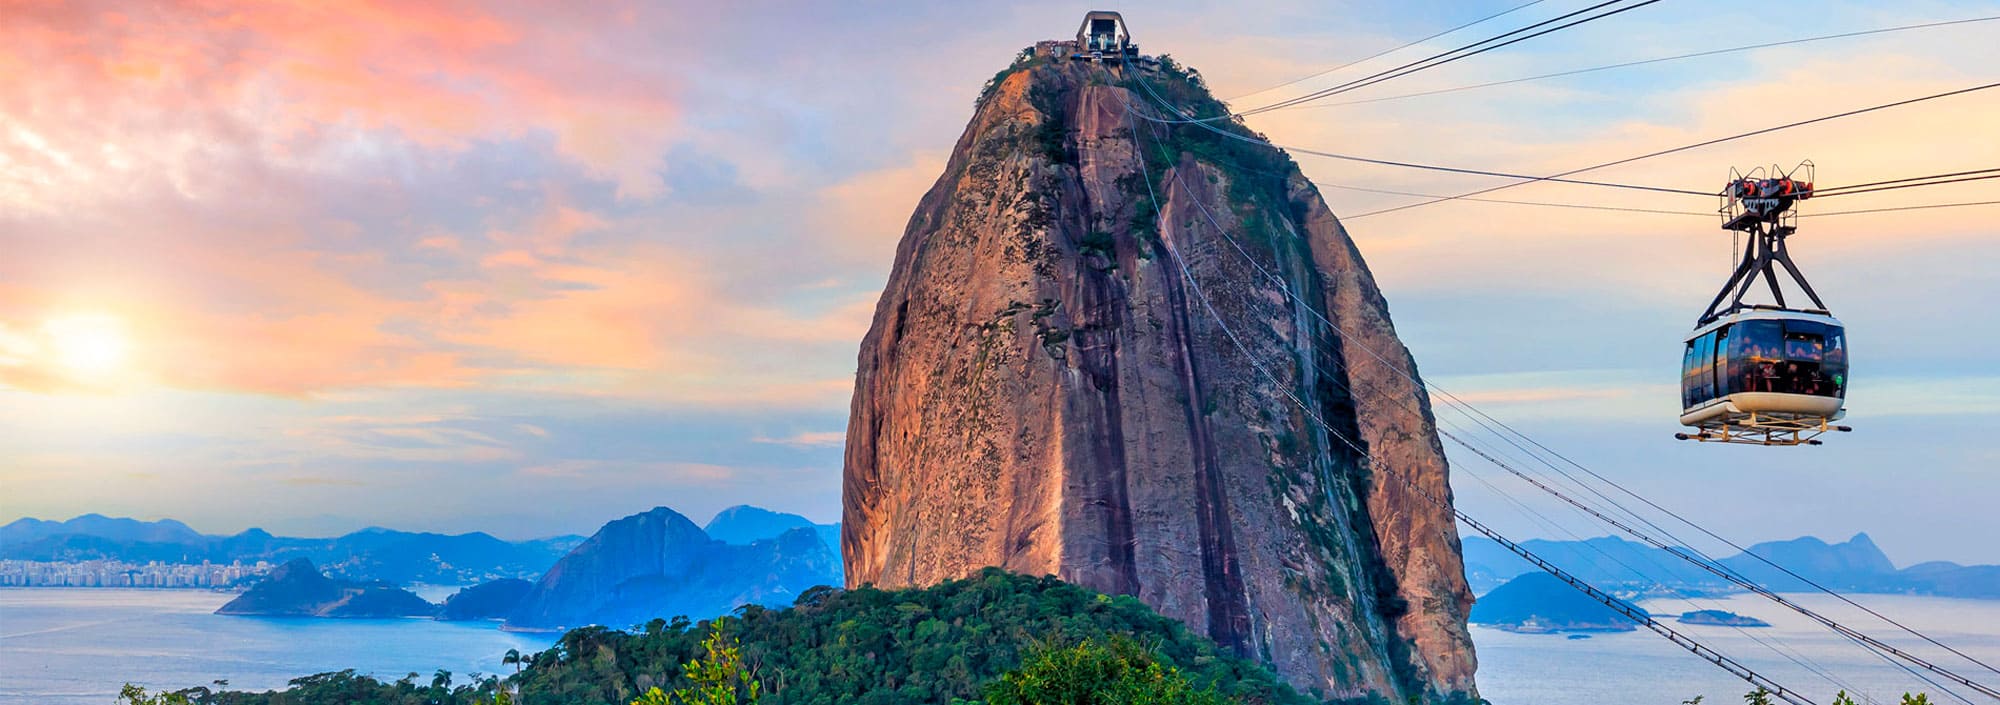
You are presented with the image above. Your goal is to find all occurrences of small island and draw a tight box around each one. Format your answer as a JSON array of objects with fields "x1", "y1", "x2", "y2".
[
  {"x1": 1678, "y1": 609, "x2": 1771, "y2": 627},
  {"x1": 216, "y1": 558, "x2": 435, "y2": 618},
  {"x1": 1471, "y1": 572, "x2": 1644, "y2": 633}
]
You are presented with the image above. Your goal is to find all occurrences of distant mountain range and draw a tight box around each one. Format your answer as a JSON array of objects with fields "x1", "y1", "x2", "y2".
[
  {"x1": 1, "y1": 513, "x2": 583, "y2": 584},
  {"x1": 1463, "y1": 533, "x2": 2000, "y2": 600},
  {"x1": 703, "y1": 505, "x2": 840, "y2": 549},
  {"x1": 23, "y1": 505, "x2": 848, "y2": 631},
  {"x1": 504, "y1": 506, "x2": 842, "y2": 631}
]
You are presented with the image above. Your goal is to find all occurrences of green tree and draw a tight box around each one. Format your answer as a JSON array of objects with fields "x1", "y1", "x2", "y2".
[
  {"x1": 503, "y1": 648, "x2": 523, "y2": 675},
  {"x1": 1743, "y1": 688, "x2": 1775, "y2": 705},
  {"x1": 1901, "y1": 695, "x2": 1934, "y2": 705},
  {"x1": 983, "y1": 636, "x2": 1229, "y2": 705},
  {"x1": 631, "y1": 623, "x2": 763, "y2": 705},
  {"x1": 1833, "y1": 691, "x2": 1857, "y2": 705},
  {"x1": 118, "y1": 685, "x2": 193, "y2": 705}
]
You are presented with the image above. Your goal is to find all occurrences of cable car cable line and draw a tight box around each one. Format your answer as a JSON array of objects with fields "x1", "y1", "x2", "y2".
[
  {"x1": 1127, "y1": 96, "x2": 1711, "y2": 196},
  {"x1": 1314, "y1": 180, "x2": 1710, "y2": 215},
  {"x1": 1275, "y1": 143, "x2": 1712, "y2": 194},
  {"x1": 1803, "y1": 199, "x2": 2000, "y2": 217},
  {"x1": 1814, "y1": 167, "x2": 2000, "y2": 194},
  {"x1": 1276, "y1": 15, "x2": 2000, "y2": 111},
  {"x1": 1222, "y1": 0, "x2": 1551, "y2": 102},
  {"x1": 1813, "y1": 173, "x2": 2000, "y2": 198},
  {"x1": 1235, "y1": 0, "x2": 1668, "y2": 116},
  {"x1": 1121, "y1": 99, "x2": 1824, "y2": 705},
  {"x1": 1432, "y1": 371, "x2": 2000, "y2": 686},
  {"x1": 1120, "y1": 64, "x2": 2000, "y2": 695},
  {"x1": 1445, "y1": 435, "x2": 1876, "y2": 700},
  {"x1": 1127, "y1": 68, "x2": 2000, "y2": 210},
  {"x1": 1169, "y1": 0, "x2": 1668, "y2": 122},
  {"x1": 1344, "y1": 80, "x2": 2000, "y2": 219}
]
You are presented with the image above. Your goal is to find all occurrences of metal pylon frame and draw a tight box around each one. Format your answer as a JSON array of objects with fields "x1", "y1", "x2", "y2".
[{"x1": 1699, "y1": 162, "x2": 1824, "y2": 325}]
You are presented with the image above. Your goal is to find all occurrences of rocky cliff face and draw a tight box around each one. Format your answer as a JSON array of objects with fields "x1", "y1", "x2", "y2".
[
  {"x1": 504, "y1": 507, "x2": 841, "y2": 631},
  {"x1": 842, "y1": 53, "x2": 1477, "y2": 702}
]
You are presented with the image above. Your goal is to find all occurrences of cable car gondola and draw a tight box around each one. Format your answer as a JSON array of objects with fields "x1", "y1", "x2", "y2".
[{"x1": 1676, "y1": 163, "x2": 1852, "y2": 446}]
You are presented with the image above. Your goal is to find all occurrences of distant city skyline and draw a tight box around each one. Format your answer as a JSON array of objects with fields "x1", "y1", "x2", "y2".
[{"x1": 4, "y1": 1, "x2": 1996, "y2": 564}]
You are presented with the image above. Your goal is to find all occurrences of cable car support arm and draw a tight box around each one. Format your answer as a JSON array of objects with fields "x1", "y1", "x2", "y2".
[{"x1": 1701, "y1": 167, "x2": 1830, "y2": 323}]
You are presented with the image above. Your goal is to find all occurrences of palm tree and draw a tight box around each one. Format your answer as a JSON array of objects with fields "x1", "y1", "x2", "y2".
[{"x1": 502, "y1": 648, "x2": 522, "y2": 675}]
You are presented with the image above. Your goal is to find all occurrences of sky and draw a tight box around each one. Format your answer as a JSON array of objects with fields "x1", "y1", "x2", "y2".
[{"x1": 2, "y1": 0, "x2": 1995, "y2": 565}]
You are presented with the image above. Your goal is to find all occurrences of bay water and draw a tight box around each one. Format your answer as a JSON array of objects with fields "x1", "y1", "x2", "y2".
[
  {"x1": 5, "y1": 588, "x2": 1999, "y2": 704},
  {"x1": 1, "y1": 589, "x2": 554, "y2": 705}
]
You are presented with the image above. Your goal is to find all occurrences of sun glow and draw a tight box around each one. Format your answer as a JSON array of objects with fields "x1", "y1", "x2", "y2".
[{"x1": 44, "y1": 313, "x2": 131, "y2": 378}]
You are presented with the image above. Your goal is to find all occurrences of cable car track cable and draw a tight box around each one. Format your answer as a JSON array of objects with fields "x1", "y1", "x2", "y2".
[
  {"x1": 1171, "y1": 0, "x2": 1668, "y2": 122},
  {"x1": 1814, "y1": 173, "x2": 2000, "y2": 198},
  {"x1": 1122, "y1": 100, "x2": 1822, "y2": 705},
  {"x1": 1305, "y1": 178, "x2": 1995, "y2": 218},
  {"x1": 1122, "y1": 65, "x2": 2000, "y2": 694},
  {"x1": 1127, "y1": 101, "x2": 1710, "y2": 195},
  {"x1": 1223, "y1": 0, "x2": 1551, "y2": 102},
  {"x1": 1314, "y1": 180, "x2": 1710, "y2": 215},
  {"x1": 1445, "y1": 437, "x2": 1875, "y2": 700},
  {"x1": 1343, "y1": 80, "x2": 2000, "y2": 219},
  {"x1": 1131, "y1": 71, "x2": 2000, "y2": 206},
  {"x1": 1279, "y1": 144, "x2": 1712, "y2": 194},
  {"x1": 1815, "y1": 168, "x2": 2000, "y2": 195},
  {"x1": 1805, "y1": 199, "x2": 2000, "y2": 217},
  {"x1": 1277, "y1": 16, "x2": 2000, "y2": 111},
  {"x1": 1436, "y1": 393, "x2": 2000, "y2": 695},
  {"x1": 1236, "y1": 0, "x2": 1668, "y2": 116}
]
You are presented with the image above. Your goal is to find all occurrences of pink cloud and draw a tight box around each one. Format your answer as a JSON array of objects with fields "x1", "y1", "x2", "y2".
[{"x1": 2, "y1": 0, "x2": 687, "y2": 197}]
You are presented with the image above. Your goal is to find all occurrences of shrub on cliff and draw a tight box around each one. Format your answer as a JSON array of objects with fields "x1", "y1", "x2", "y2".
[{"x1": 981, "y1": 636, "x2": 1228, "y2": 705}]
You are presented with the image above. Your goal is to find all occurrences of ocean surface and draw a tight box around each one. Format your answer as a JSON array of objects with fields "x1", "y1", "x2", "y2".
[
  {"x1": 4, "y1": 589, "x2": 1999, "y2": 704},
  {"x1": 0, "y1": 589, "x2": 555, "y2": 705},
  {"x1": 1477, "y1": 592, "x2": 2000, "y2": 705}
]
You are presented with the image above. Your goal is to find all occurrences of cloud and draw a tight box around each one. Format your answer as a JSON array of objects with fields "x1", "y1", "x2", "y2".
[
  {"x1": 2, "y1": 0, "x2": 691, "y2": 199},
  {"x1": 283, "y1": 476, "x2": 365, "y2": 487},
  {"x1": 517, "y1": 459, "x2": 738, "y2": 484},
  {"x1": 281, "y1": 412, "x2": 524, "y2": 464},
  {"x1": 753, "y1": 430, "x2": 847, "y2": 448}
]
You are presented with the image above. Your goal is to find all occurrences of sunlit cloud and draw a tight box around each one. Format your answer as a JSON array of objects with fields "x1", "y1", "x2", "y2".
[{"x1": 753, "y1": 431, "x2": 848, "y2": 448}]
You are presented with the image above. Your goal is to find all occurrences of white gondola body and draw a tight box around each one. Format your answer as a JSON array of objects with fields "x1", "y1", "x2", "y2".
[{"x1": 1679, "y1": 309, "x2": 1848, "y2": 432}]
